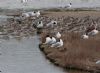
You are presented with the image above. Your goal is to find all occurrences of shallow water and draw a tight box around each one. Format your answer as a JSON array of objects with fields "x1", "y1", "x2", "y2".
[
  {"x1": 0, "y1": 36, "x2": 65, "y2": 73},
  {"x1": 0, "y1": 15, "x2": 13, "y2": 21},
  {"x1": 0, "y1": 0, "x2": 100, "y2": 9}
]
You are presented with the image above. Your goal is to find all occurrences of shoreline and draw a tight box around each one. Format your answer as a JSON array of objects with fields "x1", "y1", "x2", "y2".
[{"x1": 0, "y1": 7, "x2": 100, "y2": 12}]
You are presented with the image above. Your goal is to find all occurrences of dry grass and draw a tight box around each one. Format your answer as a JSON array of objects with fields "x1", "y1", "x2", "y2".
[
  {"x1": 39, "y1": 31, "x2": 100, "y2": 73},
  {"x1": 43, "y1": 11, "x2": 100, "y2": 18},
  {"x1": 37, "y1": 11, "x2": 100, "y2": 73},
  {"x1": 66, "y1": 70, "x2": 90, "y2": 73}
]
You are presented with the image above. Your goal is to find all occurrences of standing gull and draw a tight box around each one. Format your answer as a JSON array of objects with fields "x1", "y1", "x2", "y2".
[
  {"x1": 56, "y1": 32, "x2": 61, "y2": 38},
  {"x1": 36, "y1": 11, "x2": 40, "y2": 17},
  {"x1": 65, "y1": 3, "x2": 72, "y2": 8}
]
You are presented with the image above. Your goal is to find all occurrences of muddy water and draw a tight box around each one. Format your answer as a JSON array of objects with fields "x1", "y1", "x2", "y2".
[
  {"x1": 0, "y1": 36, "x2": 65, "y2": 73},
  {"x1": 0, "y1": 0, "x2": 100, "y2": 9}
]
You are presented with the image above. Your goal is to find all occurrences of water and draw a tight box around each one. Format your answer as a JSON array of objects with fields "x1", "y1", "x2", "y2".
[
  {"x1": 0, "y1": 15, "x2": 13, "y2": 21},
  {"x1": 0, "y1": 15, "x2": 13, "y2": 25},
  {"x1": 0, "y1": 36, "x2": 65, "y2": 73},
  {"x1": 0, "y1": 0, "x2": 100, "y2": 9}
]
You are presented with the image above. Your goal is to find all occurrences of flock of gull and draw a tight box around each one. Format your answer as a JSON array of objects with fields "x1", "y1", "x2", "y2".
[
  {"x1": 43, "y1": 31, "x2": 63, "y2": 48},
  {"x1": 0, "y1": 0, "x2": 99, "y2": 64},
  {"x1": 41, "y1": 20, "x2": 99, "y2": 47},
  {"x1": 7, "y1": 0, "x2": 99, "y2": 66},
  {"x1": 0, "y1": 9, "x2": 99, "y2": 47}
]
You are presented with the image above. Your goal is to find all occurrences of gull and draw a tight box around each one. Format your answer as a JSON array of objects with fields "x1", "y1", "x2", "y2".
[
  {"x1": 51, "y1": 39, "x2": 63, "y2": 47},
  {"x1": 21, "y1": 13, "x2": 30, "y2": 19},
  {"x1": 37, "y1": 21, "x2": 43, "y2": 29},
  {"x1": 36, "y1": 11, "x2": 40, "y2": 17},
  {"x1": 50, "y1": 37, "x2": 56, "y2": 44},
  {"x1": 43, "y1": 35, "x2": 52, "y2": 45},
  {"x1": 96, "y1": 60, "x2": 100, "y2": 64},
  {"x1": 56, "y1": 32, "x2": 61, "y2": 38},
  {"x1": 24, "y1": 11, "x2": 40, "y2": 17},
  {"x1": 46, "y1": 20, "x2": 57, "y2": 28},
  {"x1": 81, "y1": 33, "x2": 89, "y2": 39},
  {"x1": 65, "y1": 3, "x2": 72, "y2": 8},
  {"x1": 27, "y1": 11, "x2": 36, "y2": 17},
  {"x1": 81, "y1": 27, "x2": 89, "y2": 39}
]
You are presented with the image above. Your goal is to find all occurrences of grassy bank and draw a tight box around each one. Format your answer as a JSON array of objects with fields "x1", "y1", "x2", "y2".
[
  {"x1": 39, "y1": 32, "x2": 100, "y2": 73},
  {"x1": 38, "y1": 11, "x2": 100, "y2": 73}
]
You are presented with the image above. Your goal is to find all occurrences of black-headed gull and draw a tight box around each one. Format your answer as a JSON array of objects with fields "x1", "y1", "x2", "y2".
[
  {"x1": 43, "y1": 35, "x2": 52, "y2": 45},
  {"x1": 65, "y1": 3, "x2": 72, "y2": 8},
  {"x1": 37, "y1": 21, "x2": 43, "y2": 28},
  {"x1": 50, "y1": 37, "x2": 56, "y2": 44},
  {"x1": 51, "y1": 39, "x2": 63, "y2": 47},
  {"x1": 46, "y1": 20, "x2": 57, "y2": 28}
]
